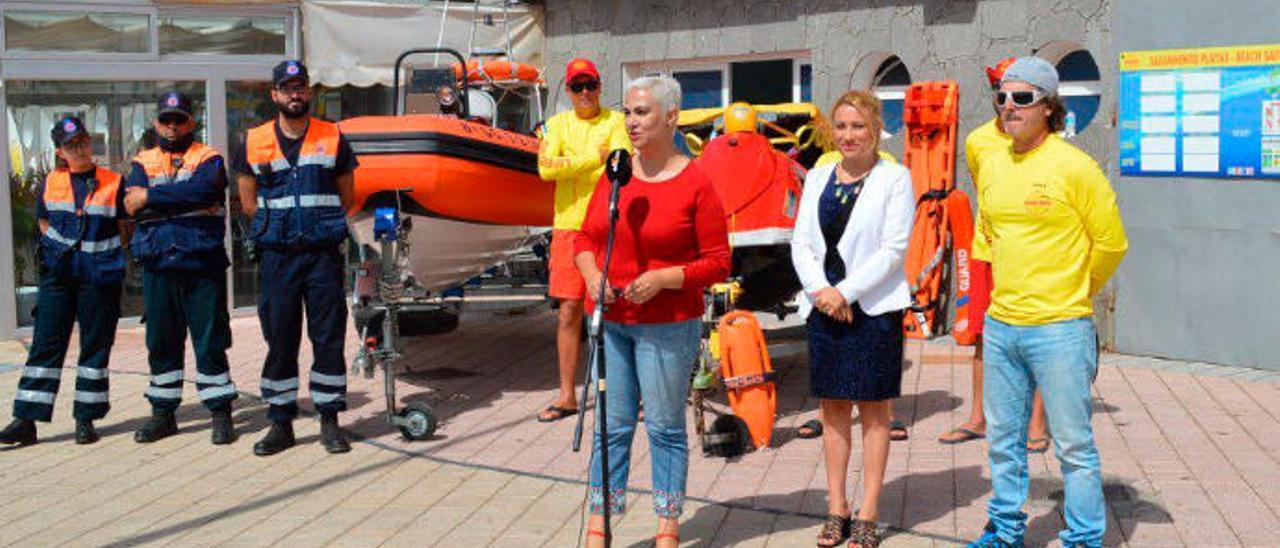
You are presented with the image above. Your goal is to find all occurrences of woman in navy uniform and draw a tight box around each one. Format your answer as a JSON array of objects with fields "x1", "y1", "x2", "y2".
[{"x1": 0, "y1": 117, "x2": 126, "y2": 446}]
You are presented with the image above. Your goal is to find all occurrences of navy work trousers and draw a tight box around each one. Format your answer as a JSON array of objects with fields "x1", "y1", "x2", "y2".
[
  {"x1": 257, "y1": 248, "x2": 348, "y2": 422},
  {"x1": 14, "y1": 272, "x2": 121, "y2": 422},
  {"x1": 142, "y1": 269, "x2": 237, "y2": 412}
]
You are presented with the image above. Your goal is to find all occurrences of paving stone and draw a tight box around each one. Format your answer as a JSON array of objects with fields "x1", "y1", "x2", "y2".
[{"x1": 3, "y1": 311, "x2": 1277, "y2": 546}]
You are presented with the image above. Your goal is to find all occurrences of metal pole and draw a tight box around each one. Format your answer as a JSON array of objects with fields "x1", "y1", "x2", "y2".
[
  {"x1": 433, "y1": 0, "x2": 451, "y2": 66},
  {"x1": 571, "y1": 178, "x2": 623, "y2": 547}
]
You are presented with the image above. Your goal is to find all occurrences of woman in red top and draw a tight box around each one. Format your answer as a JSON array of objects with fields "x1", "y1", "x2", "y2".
[{"x1": 574, "y1": 74, "x2": 730, "y2": 548}]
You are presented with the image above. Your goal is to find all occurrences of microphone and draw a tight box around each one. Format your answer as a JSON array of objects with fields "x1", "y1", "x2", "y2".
[
  {"x1": 605, "y1": 149, "x2": 632, "y2": 187},
  {"x1": 605, "y1": 149, "x2": 631, "y2": 223}
]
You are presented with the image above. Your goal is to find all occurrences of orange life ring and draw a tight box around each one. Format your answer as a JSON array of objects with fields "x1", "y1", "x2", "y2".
[{"x1": 451, "y1": 60, "x2": 541, "y2": 84}]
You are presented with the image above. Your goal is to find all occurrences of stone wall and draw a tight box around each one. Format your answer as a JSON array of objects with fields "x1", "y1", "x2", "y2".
[{"x1": 543, "y1": 0, "x2": 1122, "y2": 344}]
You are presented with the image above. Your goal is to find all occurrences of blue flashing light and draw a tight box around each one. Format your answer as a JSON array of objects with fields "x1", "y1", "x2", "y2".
[{"x1": 373, "y1": 207, "x2": 399, "y2": 241}]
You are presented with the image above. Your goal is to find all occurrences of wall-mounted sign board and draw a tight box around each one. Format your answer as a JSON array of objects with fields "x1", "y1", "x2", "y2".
[{"x1": 1119, "y1": 43, "x2": 1280, "y2": 178}]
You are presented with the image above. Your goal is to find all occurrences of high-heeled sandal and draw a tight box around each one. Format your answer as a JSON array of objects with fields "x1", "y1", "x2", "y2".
[
  {"x1": 816, "y1": 514, "x2": 851, "y2": 547},
  {"x1": 848, "y1": 518, "x2": 880, "y2": 548}
]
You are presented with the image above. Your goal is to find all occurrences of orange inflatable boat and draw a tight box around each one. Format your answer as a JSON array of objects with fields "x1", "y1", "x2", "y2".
[
  {"x1": 339, "y1": 114, "x2": 552, "y2": 226},
  {"x1": 716, "y1": 310, "x2": 777, "y2": 450}
]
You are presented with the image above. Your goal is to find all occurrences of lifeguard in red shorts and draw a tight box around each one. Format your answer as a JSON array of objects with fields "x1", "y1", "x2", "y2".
[
  {"x1": 535, "y1": 57, "x2": 631, "y2": 422},
  {"x1": 938, "y1": 58, "x2": 1049, "y2": 453}
]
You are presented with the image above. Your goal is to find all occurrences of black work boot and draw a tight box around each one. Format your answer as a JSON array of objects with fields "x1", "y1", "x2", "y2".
[
  {"x1": 319, "y1": 413, "x2": 351, "y2": 454},
  {"x1": 253, "y1": 420, "x2": 295, "y2": 456},
  {"x1": 0, "y1": 418, "x2": 37, "y2": 446},
  {"x1": 75, "y1": 419, "x2": 99, "y2": 445},
  {"x1": 210, "y1": 408, "x2": 236, "y2": 445},
  {"x1": 134, "y1": 410, "x2": 178, "y2": 443}
]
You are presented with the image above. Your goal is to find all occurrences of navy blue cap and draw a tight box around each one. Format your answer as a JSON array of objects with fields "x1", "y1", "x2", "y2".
[
  {"x1": 157, "y1": 91, "x2": 194, "y2": 119},
  {"x1": 51, "y1": 116, "x2": 87, "y2": 148},
  {"x1": 272, "y1": 59, "x2": 309, "y2": 87}
]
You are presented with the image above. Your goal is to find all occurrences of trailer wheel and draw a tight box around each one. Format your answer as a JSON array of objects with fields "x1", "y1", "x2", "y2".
[{"x1": 397, "y1": 403, "x2": 438, "y2": 441}]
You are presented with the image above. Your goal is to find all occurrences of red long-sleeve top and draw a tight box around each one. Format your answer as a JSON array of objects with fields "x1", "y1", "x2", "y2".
[{"x1": 573, "y1": 162, "x2": 731, "y2": 324}]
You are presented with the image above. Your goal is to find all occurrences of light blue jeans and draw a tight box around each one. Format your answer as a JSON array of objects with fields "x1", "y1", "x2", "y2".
[
  {"x1": 588, "y1": 319, "x2": 701, "y2": 518},
  {"x1": 983, "y1": 316, "x2": 1104, "y2": 548}
]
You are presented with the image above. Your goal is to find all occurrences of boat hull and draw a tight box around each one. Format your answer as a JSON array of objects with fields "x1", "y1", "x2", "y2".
[
  {"x1": 350, "y1": 211, "x2": 546, "y2": 294},
  {"x1": 341, "y1": 114, "x2": 553, "y2": 226}
]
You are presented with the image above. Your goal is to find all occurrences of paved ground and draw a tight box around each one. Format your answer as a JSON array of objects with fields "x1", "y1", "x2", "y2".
[{"x1": 1, "y1": 303, "x2": 1278, "y2": 547}]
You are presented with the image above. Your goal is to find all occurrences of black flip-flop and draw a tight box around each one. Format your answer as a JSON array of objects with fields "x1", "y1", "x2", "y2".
[
  {"x1": 1027, "y1": 437, "x2": 1051, "y2": 453},
  {"x1": 938, "y1": 427, "x2": 986, "y2": 445},
  {"x1": 536, "y1": 405, "x2": 579, "y2": 423},
  {"x1": 797, "y1": 418, "x2": 824, "y2": 439},
  {"x1": 889, "y1": 420, "x2": 909, "y2": 441}
]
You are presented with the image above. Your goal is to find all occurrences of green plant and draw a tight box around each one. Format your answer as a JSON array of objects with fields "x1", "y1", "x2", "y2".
[{"x1": 9, "y1": 168, "x2": 46, "y2": 285}]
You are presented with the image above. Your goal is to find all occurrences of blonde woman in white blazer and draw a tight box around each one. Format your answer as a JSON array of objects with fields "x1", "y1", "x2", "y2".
[{"x1": 791, "y1": 90, "x2": 915, "y2": 548}]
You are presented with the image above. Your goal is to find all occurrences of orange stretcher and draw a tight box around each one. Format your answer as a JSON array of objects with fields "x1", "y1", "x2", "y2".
[{"x1": 901, "y1": 81, "x2": 976, "y2": 344}]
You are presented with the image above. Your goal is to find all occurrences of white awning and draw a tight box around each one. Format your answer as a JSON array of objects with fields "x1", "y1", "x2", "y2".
[{"x1": 301, "y1": 0, "x2": 544, "y2": 88}]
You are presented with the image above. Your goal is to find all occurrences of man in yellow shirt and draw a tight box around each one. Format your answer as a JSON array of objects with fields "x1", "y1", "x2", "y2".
[
  {"x1": 940, "y1": 58, "x2": 1050, "y2": 453},
  {"x1": 536, "y1": 57, "x2": 630, "y2": 423},
  {"x1": 967, "y1": 57, "x2": 1127, "y2": 548}
]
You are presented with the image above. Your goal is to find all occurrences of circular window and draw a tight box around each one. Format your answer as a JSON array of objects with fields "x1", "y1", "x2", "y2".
[
  {"x1": 1036, "y1": 41, "x2": 1102, "y2": 137},
  {"x1": 850, "y1": 53, "x2": 911, "y2": 137}
]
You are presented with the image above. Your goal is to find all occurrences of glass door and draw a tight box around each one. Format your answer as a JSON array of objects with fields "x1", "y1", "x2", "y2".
[{"x1": 6, "y1": 80, "x2": 206, "y2": 325}]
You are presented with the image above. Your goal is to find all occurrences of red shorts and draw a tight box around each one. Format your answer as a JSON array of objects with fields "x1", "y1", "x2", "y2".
[
  {"x1": 548, "y1": 229, "x2": 586, "y2": 300},
  {"x1": 969, "y1": 258, "x2": 992, "y2": 336}
]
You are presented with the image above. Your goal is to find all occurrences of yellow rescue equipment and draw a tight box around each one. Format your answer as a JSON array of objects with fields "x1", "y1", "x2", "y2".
[
  {"x1": 678, "y1": 102, "x2": 828, "y2": 154},
  {"x1": 723, "y1": 102, "x2": 759, "y2": 134}
]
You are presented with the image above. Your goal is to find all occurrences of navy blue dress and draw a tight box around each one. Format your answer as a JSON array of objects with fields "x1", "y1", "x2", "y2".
[{"x1": 807, "y1": 169, "x2": 904, "y2": 401}]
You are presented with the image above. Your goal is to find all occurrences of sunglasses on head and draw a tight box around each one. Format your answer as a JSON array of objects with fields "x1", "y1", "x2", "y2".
[
  {"x1": 995, "y1": 89, "x2": 1046, "y2": 108},
  {"x1": 569, "y1": 80, "x2": 600, "y2": 93}
]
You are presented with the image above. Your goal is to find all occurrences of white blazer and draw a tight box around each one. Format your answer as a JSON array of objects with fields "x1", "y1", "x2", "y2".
[{"x1": 790, "y1": 159, "x2": 915, "y2": 319}]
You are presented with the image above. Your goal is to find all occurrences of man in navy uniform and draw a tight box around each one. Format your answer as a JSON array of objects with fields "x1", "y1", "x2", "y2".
[
  {"x1": 124, "y1": 91, "x2": 238, "y2": 445},
  {"x1": 233, "y1": 60, "x2": 357, "y2": 456}
]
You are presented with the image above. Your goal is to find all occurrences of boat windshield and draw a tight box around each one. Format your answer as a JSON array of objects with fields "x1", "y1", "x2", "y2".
[{"x1": 480, "y1": 81, "x2": 545, "y2": 135}]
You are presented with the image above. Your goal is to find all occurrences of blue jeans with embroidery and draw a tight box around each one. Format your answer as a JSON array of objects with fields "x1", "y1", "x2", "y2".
[
  {"x1": 983, "y1": 315, "x2": 1104, "y2": 548},
  {"x1": 588, "y1": 319, "x2": 700, "y2": 518}
]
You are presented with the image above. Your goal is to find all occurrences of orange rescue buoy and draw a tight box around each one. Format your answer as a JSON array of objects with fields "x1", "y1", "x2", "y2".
[
  {"x1": 716, "y1": 310, "x2": 776, "y2": 449},
  {"x1": 452, "y1": 60, "x2": 541, "y2": 84}
]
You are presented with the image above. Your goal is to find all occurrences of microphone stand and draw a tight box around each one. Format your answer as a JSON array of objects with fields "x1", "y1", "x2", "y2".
[{"x1": 572, "y1": 149, "x2": 631, "y2": 547}]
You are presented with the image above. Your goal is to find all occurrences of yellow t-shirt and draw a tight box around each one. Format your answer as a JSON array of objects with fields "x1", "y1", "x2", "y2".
[
  {"x1": 975, "y1": 135, "x2": 1128, "y2": 326},
  {"x1": 965, "y1": 117, "x2": 1011, "y2": 262},
  {"x1": 537, "y1": 108, "x2": 630, "y2": 230},
  {"x1": 814, "y1": 149, "x2": 897, "y2": 168}
]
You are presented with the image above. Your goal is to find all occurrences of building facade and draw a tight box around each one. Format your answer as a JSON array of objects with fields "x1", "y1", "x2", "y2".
[
  {"x1": 542, "y1": 0, "x2": 1278, "y2": 371},
  {"x1": 0, "y1": 0, "x2": 303, "y2": 336},
  {"x1": 5, "y1": 0, "x2": 1277, "y2": 371}
]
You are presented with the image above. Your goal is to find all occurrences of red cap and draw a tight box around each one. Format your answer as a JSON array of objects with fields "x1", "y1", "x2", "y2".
[
  {"x1": 565, "y1": 58, "x2": 600, "y2": 82},
  {"x1": 985, "y1": 57, "x2": 1017, "y2": 87}
]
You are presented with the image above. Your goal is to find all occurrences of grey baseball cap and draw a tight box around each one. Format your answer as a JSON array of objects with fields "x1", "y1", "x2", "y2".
[{"x1": 1001, "y1": 56, "x2": 1059, "y2": 95}]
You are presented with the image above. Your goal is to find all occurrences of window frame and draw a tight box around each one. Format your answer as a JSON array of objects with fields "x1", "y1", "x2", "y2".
[
  {"x1": 1036, "y1": 41, "x2": 1104, "y2": 137},
  {"x1": 624, "y1": 50, "x2": 814, "y2": 109},
  {"x1": 849, "y1": 52, "x2": 913, "y2": 137},
  {"x1": 0, "y1": 1, "x2": 297, "y2": 62}
]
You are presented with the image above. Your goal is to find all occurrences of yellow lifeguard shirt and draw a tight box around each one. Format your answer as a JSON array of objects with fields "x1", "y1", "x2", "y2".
[
  {"x1": 975, "y1": 135, "x2": 1128, "y2": 326},
  {"x1": 537, "y1": 108, "x2": 630, "y2": 230}
]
